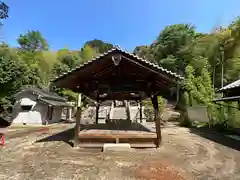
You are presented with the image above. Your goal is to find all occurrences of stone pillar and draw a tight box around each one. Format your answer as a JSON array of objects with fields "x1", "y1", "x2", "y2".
[
  {"x1": 68, "y1": 107, "x2": 72, "y2": 120},
  {"x1": 66, "y1": 108, "x2": 68, "y2": 121},
  {"x1": 110, "y1": 101, "x2": 114, "y2": 120}
]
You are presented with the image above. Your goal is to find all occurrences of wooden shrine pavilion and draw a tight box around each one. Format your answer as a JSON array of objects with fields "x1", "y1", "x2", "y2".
[{"x1": 53, "y1": 46, "x2": 183, "y2": 148}]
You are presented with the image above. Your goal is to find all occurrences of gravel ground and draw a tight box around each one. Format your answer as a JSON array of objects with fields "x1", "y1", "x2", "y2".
[{"x1": 0, "y1": 122, "x2": 240, "y2": 180}]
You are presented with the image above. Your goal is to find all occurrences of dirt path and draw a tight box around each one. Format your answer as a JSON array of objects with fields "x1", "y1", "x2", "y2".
[
  {"x1": 0, "y1": 123, "x2": 239, "y2": 180},
  {"x1": 161, "y1": 126, "x2": 240, "y2": 179}
]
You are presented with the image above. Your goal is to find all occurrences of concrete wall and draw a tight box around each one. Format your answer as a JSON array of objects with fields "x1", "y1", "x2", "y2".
[
  {"x1": 110, "y1": 107, "x2": 127, "y2": 120},
  {"x1": 12, "y1": 92, "x2": 46, "y2": 125},
  {"x1": 33, "y1": 102, "x2": 48, "y2": 124},
  {"x1": 50, "y1": 106, "x2": 63, "y2": 124},
  {"x1": 187, "y1": 106, "x2": 209, "y2": 123},
  {"x1": 130, "y1": 106, "x2": 146, "y2": 123},
  {"x1": 12, "y1": 91, "x2": 63, "y2": 125}
]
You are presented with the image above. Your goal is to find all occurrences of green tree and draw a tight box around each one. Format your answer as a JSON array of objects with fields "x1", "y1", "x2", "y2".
[
  {"x1": 51, "y1": 48, "x2": 83, "y2": 102},
  {"x1": 0, "y1": 1, "x2": 8, "y2": 20},
  {"x1": 85, "y1": 39, "x2": 113, "y2": 53},
  {"x1": 52, "y1": 47, "x2": 81, "y2": 78},
  {"x1": 154, "y1": 24, "x2": 196, "y2": 75},
  {"x1": 133, "y1": 45, "x2": 157, "y2": 63},
  {"x1": 182, "y1": 59, "x2": 217, "y2": 126},
  {"x1": 159, "y1": 55, "x2": 177, "y2": 72},
  {"x1": 17, "y1": 31, "x2": 50, "y2": 88},
  {"x1": 80, "y1": 45, "x2": 96, "y2": 63},
  {"x1": 17, "y1": 30, "x2": 49, "y2": 51},
  {"x1": 39, "y1": 51, "x2": 57, "y2": 87},
  {"x1": 0, "y1": 1, "x2": 8, "y2": 40},
  {"x1": 0, "y1": 44, "x2": 30, "y2": 114},
  {"x1": 57, "y1": 48, "x2": 81, "y2": 69}
]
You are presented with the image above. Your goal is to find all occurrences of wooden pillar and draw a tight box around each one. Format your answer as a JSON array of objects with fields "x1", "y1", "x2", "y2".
[
  {"x1": 125, "y1": 100, "x2": 131, "y2": 122},
  {"x1": 65, "y1": 107, "x2": 69, "y2": 121},
  {"x1": 139, "y1": 100, "x2": 143, "y2": 123},
  {"x1": 151, "y1": 95, "x2": 161, "y2": 148},
  {"x1": 74, "y1": 93, "x2": 82, "y2": 147},
  {"x1": 95, "y1": 102, "x2": 100, "y2": 124},
  {"x1": 95, "y1": 92, "x2": 100, "y2": 124}
]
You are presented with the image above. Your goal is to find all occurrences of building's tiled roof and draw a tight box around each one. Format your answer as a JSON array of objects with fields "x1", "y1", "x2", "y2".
[
  {"x1": 15, "y1": 86, "x2": 71, "y2": 107},
  {"x1": 53, "y1": 45, "x2": 184, "y2": 82},
  {"x1": 39, "y1": 98, "x2": 72, "y2": 107},
  {"x1": 16, "y1": 86, "x2": 66, "y2": 102},
  {"x1": 219, "y1": 79, "x2": 240, "y2": 92}
]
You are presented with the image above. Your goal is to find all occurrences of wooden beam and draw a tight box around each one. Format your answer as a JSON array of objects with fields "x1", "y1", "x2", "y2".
[
  {"x1": 74, "y1": 79, "x2": 147, "y2": 95},
  {"x1": 99, "y1": 94, "x2": 141, "y2": 101},
  {"x1": 131, "y1": 71, "x2": 172, "y2": 89},
  {"x1": 123, "y1": 55, "x2": 175, "y2": 83},
  {"x1": 74, "y1": 93, "x2": 82, "y2": 147},
  {"x1": 68, "y1": 74, "x2": 171, "y2": 100},
  {"x1": 93, "y1": 64, "x2": 116, "y2": 78},
  {"x1": 151, "y1": 95, "x2": 162, "y2": 148}
]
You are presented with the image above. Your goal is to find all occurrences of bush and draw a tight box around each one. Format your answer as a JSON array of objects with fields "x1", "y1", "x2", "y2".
[{"x1": 143, "y1": 96, "x2": 165, "y2": 122}]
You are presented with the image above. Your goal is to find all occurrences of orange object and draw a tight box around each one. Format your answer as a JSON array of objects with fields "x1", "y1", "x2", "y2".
[{"x1": 0, "y1": 134, "x2": 4, "y2": 146}]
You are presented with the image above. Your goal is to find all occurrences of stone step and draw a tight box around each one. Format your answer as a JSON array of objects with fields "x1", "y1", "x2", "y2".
[{"x1": 103, "y1": 143, "x2": 132, "y2": 152}]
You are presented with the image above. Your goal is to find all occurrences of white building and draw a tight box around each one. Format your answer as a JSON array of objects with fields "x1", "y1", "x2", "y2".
[{"x1": 12, "y1": 87, "x2": 72, "y2": 125}]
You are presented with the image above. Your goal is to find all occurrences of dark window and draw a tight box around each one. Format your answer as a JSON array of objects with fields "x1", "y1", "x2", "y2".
[{"x1": 21, "y1": 105, "x2": 32, "y2": 111}]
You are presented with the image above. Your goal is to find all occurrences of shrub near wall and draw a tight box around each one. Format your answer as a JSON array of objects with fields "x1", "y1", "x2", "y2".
[{"x1": 143, "y1": 97, "x2": 164, "y2": 122}]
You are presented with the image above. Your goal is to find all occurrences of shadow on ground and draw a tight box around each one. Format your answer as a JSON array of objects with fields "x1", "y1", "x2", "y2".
[
  {"x1": 190, "y1": 127, "x2": 240, "y2": 151},
  {"x1": 36, "y1": 127, "x2": 74, "y2": 147}
]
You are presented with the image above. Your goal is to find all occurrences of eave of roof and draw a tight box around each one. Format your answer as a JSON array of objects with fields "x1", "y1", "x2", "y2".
[
  {"x1": 39, "y1": 97, "x2": 72, "y2": 107},
  {"x1": 218, "y1": 79, "x2": 240, "y2": 92},
  {"x1": 15, "y1": 87, "x2": 67, "y2": 102},
  {"x1": 213, "y1": 95, "x2": 240, "y2": 102},
  {"x1": 52, "y1": 45, "x2": 184, "y2": 83}
]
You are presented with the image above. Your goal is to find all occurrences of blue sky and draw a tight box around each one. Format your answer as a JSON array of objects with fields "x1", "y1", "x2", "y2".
[{"x1": 3, "y1": 0, "x2": 240, "y2": 51}]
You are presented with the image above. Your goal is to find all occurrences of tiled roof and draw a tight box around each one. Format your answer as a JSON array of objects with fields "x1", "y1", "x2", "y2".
[
  {"x1": 219, "y1": 79, "x2": 240, "y2": 92},
  {"x1": 16, "y1": 86, "x2": 67, "y2": 102},
  {"x1": 39, "y1": 98, "x2": 71, "y2": 107},
  {"x1": 52, "y1": 45, "x2": 184, "y2": 82}
]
